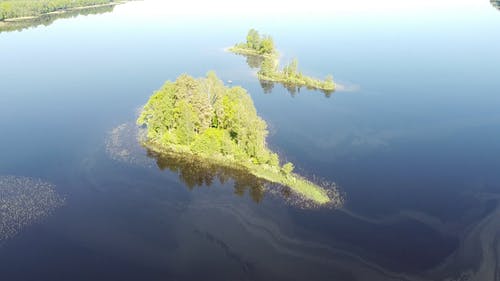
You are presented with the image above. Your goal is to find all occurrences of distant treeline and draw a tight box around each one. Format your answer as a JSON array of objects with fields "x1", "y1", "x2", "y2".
[
  {"x1": 0, "y1": 0, "x2": 119, "y2": 21},
  {"x1": 0, "y1": 4, "x2": 114, "y2": 33}
]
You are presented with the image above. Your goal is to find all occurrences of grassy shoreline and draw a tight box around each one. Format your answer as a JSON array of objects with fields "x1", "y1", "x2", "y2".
[
  {"x1": 227, "y1": 46, "x2": 278, "y2": 60},
  {"x1": 228, "y1": 45, "x2": 335, "y2": 92},
  {"x1": 137, "y1": 73, "x2": 341, "y2": 206},
  {"x1": 257, "y1": 72, "x2": 335, "y2": 91},
  {"x1": 142, "y1": 139, "x2": 334, "y2": 205},
  {"x1": 0, "y1": 1, "x2": 127, "y2": 23}
]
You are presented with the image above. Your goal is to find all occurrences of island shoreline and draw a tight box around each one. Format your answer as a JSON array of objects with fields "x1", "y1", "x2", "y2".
[
  {"x1": 136, "y1": 72, "x2": 341, "y2": 206},
  {"x1": 0, "y1": 1, "x2": 127, "y2": 24},
  {"x1": 228, "y1": 39, "x2": 336, "y2": 92},
  {"x1": 142, "y1": 139, "x2": 338, "y2": 206}
]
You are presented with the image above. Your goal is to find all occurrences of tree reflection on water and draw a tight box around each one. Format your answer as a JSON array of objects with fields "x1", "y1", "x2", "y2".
[
  {"x1": 235, "y1": 53, "x2": 335, "y2": 97},
  {"x1": 0, "y1": 5, "x2": 115, "y2": 33},
  {"x1": 146, "y1": 149, "x2": 272, "y2": 203}
]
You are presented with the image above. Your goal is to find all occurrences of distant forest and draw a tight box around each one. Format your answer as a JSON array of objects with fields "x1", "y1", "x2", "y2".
[{"x1": 0, "y1": 0, "x2": 119, "y2": 21}]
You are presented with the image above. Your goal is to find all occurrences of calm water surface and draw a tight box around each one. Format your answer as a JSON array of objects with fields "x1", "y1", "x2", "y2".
[{"x1": 1, "y1": 1, "x2": 500, "y2": 280}]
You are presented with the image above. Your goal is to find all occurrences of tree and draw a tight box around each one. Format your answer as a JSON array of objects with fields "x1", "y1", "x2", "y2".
[
  {"x1": 282, "y1": 162, "x2": 294, "y2": 175},
  {"x1": 269, "y1": 153, "x2": 279, "y2": 166},
  {"x1": 246, "y1": 28, "x2": 260, "y2": 49},
  {"x1": 0, "y1": 2, "x2": 12, "y2": 20},
  {"x1": 230, "y1": 29, "x2": 336, "y2": 94},
  {"x1": 137, "y1": 72, "x2": 336, "y2": 205},
  {"x1": 258, "y1": 57, "x2": 277, "y2": 77},
  {"x1": 0, "y1": 0, "x2": 116, "y2": 20},
  {"x1": 174, "y1": 100, "x2": 198, "y2": 145},
  {"x1": 259, "y1": 36, "x2": 274, "y2": 54},
  {"x1": 138, "y1": 72, "x2": 298, "y2": 181},
  {"x1": 283, "y1": 58, "x2": 298, "y2": 77}
]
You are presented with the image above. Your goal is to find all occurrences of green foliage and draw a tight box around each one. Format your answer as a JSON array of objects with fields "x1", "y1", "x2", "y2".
[
  {"x1": 283, "y1": 58, "x2": 298, "y2": 77},
  {"x1": 282, "y1": 162, "x2": 294, "y2": 175},
  {"x1": 0, "y1": 2, "x2": 12, "y2": 20},
  {"x1": 259, "y1": 36, "x2": 274, "y2": 55},
  {"x1": 323, "y1": 75, "x2": 335, "y2": 91},
  {"x1": 246, "y1": 28, "x2": 261, "y2": 49},
  {"x1": 191, "y1": 128, "x2": 232, "y2": 155},
  {"x1": 0, "y1": 0, "x2": 117, "y2": 20},
  {"x1": 230, "y1": 29, "x2": 336, "y2": 93},
  {"x1": 258, "y1": 56, "x2": 277, "y2": 77},
  {"x1": 139, "y1": 72, "x2": 337, "y2": 205},
  {"x1": 231, "y1": 28, "x2": 276, "y2": 56},
  {"x1": 269, "y1": 153, "x2": 280, "y2": 167},
  {"x1": 138, "y1": 72, "x2": 275, "y2": 166},
  {"x1": 0, "y1": 2, "x2": 115, "y2": 33},
  {"x1": 257, "y1": 57, "x2": 335, "y2": 91},
  {"x1": 173, "y1": 100, "x2": 198, "y2": 145}
]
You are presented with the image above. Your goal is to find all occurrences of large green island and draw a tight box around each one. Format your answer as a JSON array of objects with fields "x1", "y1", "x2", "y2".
[
  {"x1": 229, "y1": 29, "x2": 335, "y2": 93},
  {"x1": 137, "y1": 72, "x2": 340, "y2": 205}
]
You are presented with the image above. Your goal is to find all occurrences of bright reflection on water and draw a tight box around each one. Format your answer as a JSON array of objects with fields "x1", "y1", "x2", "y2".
[{"x1": 0, "y1": 0, "x2": 499, "y2": 280}]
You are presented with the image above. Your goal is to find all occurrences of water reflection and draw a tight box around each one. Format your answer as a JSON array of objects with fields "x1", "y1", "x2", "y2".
[
  {"x1": 259, "y1": 79, "x2": 275, "y2": 94},
  {"x1": 260, "y1": 80, "x2": 334, "y2": 97},
  {"x1": 105, "y1": 123, "x2": 327, "y2": 206},
  {"x1": 0, "y1": 5, "x2": 115, "y2": 33},
  {"x1": 1, "y1": 0, "x2": 500, "y2": 278},
  {"x1": 244, "y1": 54, "x2": 265, "y2": 69},
  {"x1": 234, "y1": 53, "x2": 335, "y2": 97},
  {"x1": 492, "y1": 0, "x2": 500, "y2": 10},
  {"x1": 146, "y1": 149, "x2": 269, "y2": 203}
]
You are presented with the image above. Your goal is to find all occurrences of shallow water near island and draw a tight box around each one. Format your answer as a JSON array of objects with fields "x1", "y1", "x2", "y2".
[{"x1": 1, "y1": 1, "x2": 500, "y2": 280}]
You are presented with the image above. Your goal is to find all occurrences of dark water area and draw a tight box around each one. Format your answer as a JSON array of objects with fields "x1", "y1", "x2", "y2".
[{"x1": 1, "y1": 1, "x2": 500, "y2": 280}]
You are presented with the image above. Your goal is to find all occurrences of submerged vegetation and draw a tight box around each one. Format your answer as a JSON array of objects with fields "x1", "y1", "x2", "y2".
[
  {"x1": 0, "y1": 176, "x2": 65, "y2": 241},
  {"x1": 0, "y1": 0, "x2": 122, "y2": 21},
  {"x1": 229, "y1": 29, "x2": 335, "y2": 94},
  {"x1": 137, "y1": 72, "x2": 338, "y2": 205}
]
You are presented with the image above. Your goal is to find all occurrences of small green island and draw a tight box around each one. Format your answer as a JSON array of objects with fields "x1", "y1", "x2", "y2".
[
  {"x1": 228, "y1": 29, "x2": 335, "y2": 93},
  {"x1": 137, "y1": 72, "x2": 338, "y2": 205}
]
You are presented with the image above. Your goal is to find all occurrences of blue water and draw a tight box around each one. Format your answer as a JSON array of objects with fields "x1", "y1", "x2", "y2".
[{"x1": 1, "y1": 1, "x2": 500, "y2": 280}]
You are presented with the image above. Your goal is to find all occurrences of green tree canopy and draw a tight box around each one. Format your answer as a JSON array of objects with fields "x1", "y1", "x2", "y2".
[
  {"x1": 246, "y1": 28, "x2": 261, "y2": 49},
  {"x1": 259, "y1": 35, "x2": 274, "y2": 55},
  {"x1": 138, "y1": 72, "x2": 338, "y2": 205},
  {"x1": 138, "y1": 72, "x2": 274, "y2": 165},
  {"x1": 230, "y1": 29, "x2": 336, "y2": 95},
  {"x1": 0, "y1": 0, "x2": 118, "y2": 20}
]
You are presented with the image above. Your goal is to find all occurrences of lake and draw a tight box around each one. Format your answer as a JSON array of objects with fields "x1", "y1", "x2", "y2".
[{"x1": 1, "y1": 1, "x2": 500, "y2": 280}]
